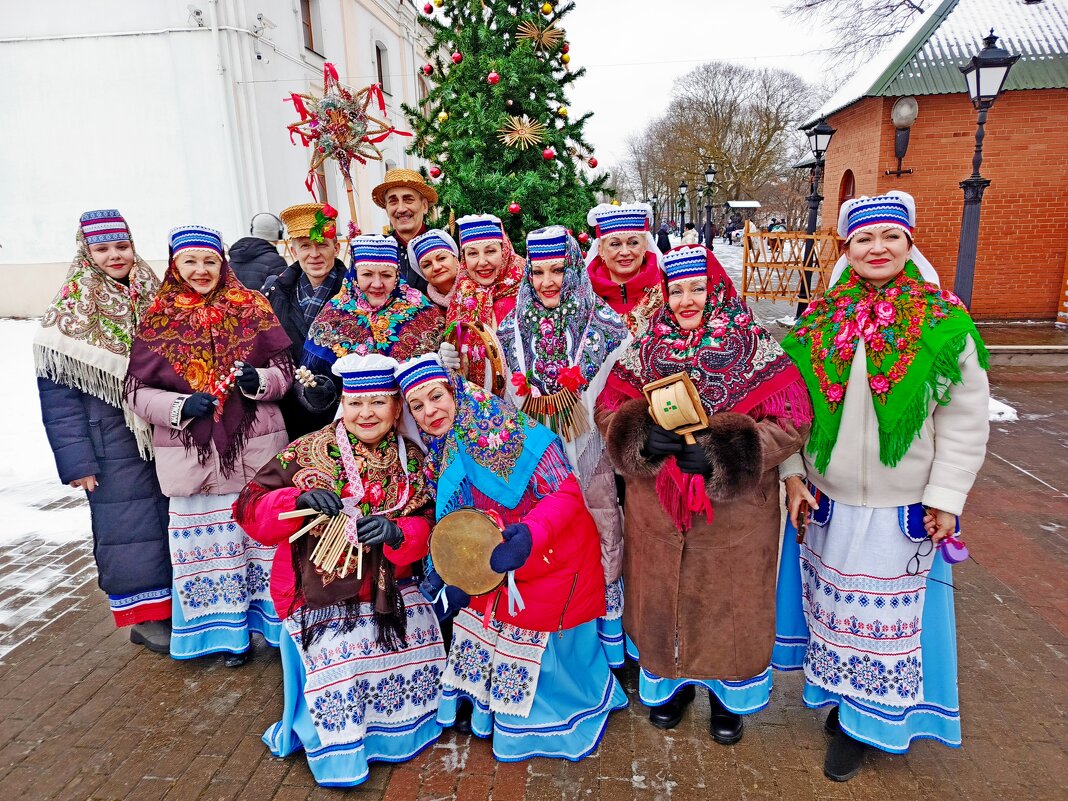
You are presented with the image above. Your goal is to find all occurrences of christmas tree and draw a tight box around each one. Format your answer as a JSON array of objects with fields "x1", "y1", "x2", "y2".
[{"x1": 403, "y1": 0, "x2": 605, "y2": 252}]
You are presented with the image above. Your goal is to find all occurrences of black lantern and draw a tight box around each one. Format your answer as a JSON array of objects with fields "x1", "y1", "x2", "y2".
[
  {"x1": 797, "y1": 120, "x2": 837, "y2": 316},
  {"x1": 806, "y1": 119, "x2": 836, "y2": 161},
  {"x1": 678, "y1": 180, "x2": 688, "y2": 236},
  {"x1": 703, "y1": 165, "x2": 716, "y2": 249},
  {"x1": 960, "y1": 30, "x2": 1020, "y2": 110},
  {"x1": 704, "y1": 164, "x2": 716, "y2": 187}
]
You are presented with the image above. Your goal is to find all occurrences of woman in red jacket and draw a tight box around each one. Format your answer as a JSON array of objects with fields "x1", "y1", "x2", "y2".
[
  {"x1": 234, "y1": 354, "x2": 446, "y2": 788},
  {"x1": 396, "y1": 353, "x2": 628, "y2": 762}
]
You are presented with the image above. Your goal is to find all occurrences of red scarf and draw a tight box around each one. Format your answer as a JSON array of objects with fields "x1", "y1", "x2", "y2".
[
  {"x1": 126, "y1": 261, "x2": 292, "y2": 474},
  {"x1": 587, "y1": 250, "x2": 662, "y2": 317}
]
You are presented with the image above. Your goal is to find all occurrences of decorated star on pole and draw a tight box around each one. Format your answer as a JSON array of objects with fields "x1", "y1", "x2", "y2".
[{"x1": 497, "y1": 114, "x2": 548, "y2": 150}]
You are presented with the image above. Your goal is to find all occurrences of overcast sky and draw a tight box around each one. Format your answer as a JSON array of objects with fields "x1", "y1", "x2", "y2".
[{"x1": 563, "y1": 0, "x2": 841, "y2": 167}]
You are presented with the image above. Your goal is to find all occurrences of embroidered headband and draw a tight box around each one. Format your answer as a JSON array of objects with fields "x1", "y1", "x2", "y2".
[
  {"x1": 409, "y1": 229, "x2": 458, "y2": 265},
  {"x1": 587, "y1": 203, "x2": 652, "y2": 237},
  {"x1": 662, "y1": 245, "x2": 708, "y2": 283},
  {"x1": 395, "y1": 353, "x2": 450, "y2": 398},
  {"x1": 351, "y1": 234, "x2": 400, "y2": 267},
  {"x1": 456, "y1": 214, "x2": 505, "y2": 247},
  {"x1": 80, "y1": 209, "x2": 130, "y2": 245},
  {"x1": 526, "y1": 226, "x2": 568, "y2": 263},
  {"x1": 839, "y1": 192, "x2": 915, "y2": 241},
  {"x1": 333, "y1": 353, "x2": 401, "y2": 395},
  {"x1": 169, "y1": 225, "x2": 223, "y2": 258}
]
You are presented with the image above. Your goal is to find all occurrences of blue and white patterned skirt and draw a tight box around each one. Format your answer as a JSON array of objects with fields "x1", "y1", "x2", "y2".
[
  {"x1": 773, "y1": 498, "x2": 962, "y2": 753},
  {"x1": 263, "y1": 585, "x2": 446, "y2": 787},
  {"x1": 437, "y1": 608, "x2": 628, "y2": 761},
  {"x1": 167, "y1": 493, "x2": 280, "y2": 659},
  {"x1": 597, "y1": 577, "x2": 625, "y2": 668}
]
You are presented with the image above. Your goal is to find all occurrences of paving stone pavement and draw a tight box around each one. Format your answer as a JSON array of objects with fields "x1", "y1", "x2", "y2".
[{"x1": 1, "y1": 312, "x2": 1066, "y2": 800}]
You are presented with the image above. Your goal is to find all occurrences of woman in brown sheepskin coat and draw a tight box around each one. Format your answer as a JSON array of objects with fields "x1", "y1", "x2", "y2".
[{"x1": 597, "y1": 245, "x2": 812, "y2": 744}]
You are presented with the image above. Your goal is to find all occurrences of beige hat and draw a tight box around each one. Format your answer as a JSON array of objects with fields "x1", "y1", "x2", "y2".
[
  {"x1": 279, "y1": 202, "x2": 337, "y2": 240},
  {"x1": 372, "y1": 168, "x2": 438, "y2": 209}
]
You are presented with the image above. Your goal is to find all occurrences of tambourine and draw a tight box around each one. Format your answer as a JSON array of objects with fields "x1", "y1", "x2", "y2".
[
  {"x1": 642, "y1": 372, "x2": 710, "y2": 445},
  {"x1": 448, "y1": 320, "x2": 506, "y2": 396},
  {"x1": 429, "y1": 507, "x2": 505, "y2": 596}
]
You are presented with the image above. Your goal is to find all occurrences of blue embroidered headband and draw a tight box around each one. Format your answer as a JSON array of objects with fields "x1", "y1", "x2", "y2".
[
  {"x1": 591, "y1": 206, "x2": 650, "y2": 237},
  {"x1": 526, "y1": 226, "x2": 568, "y2": 263},
  {"x1": 351, "y1": 235, "x2": 400, "y2": 267},
  {"x1": 456, "y1": 214, "x2": 504, "y2": 247},
  {"x1": 80, "y1": 209, "x2": 130, "y2": 245},
  {"x1": 410, "y1": 230, "x2": 457, "y2": 263},
  {"x1": 169, "y1": 225, "x2": 223, "y2": 258},
  {"x1": 662, "y1": 246, "x2": 708, "y2": 283},
  {"x1": 843, "y1": 195, "x2": 913, "y2": 240},
  {"x1": 396, "y1": 354, "x2": 450, "y2": 398},
  {"x1": 333, "y1": 354, "x2": 400, "y2": 395}
]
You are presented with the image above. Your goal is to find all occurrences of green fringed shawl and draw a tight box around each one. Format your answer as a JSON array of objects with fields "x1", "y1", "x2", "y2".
[{"x1": 782, "y1": 261, "x2": 989, "y2": 474}]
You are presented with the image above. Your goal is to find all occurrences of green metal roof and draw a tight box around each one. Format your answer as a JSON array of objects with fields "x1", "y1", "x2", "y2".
[{"x1": 806, "y1": 0, "x2": 1068, "y2": 126}]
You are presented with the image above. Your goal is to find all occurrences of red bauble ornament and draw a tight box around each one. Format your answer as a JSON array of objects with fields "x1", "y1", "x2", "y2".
[
  {"x1": 422, "y1": 63, "x2": 433, "y2": 76},
  {"x1": 487, "y1": 71, "x2": 500, "y2": 85},
  {"x1": 562, "y1": 42, "x2": 570, "y2": 54},
  {"x1": 423, "y1": 3, "x2": 433, "y2": 14},
  {"x1": 577, "y1": 231, "x2": 590, "y2": 245},
  {"x1": 429, "y1": 166, "x2": 442, "y2": 179},
  {"x1": 451, "y1": 51, "x2": 463, "y2": 64},
  {"x1": 542, "y1": 147, "x2": 555, "y2": 160},
  {"x1": 508, "y1": 202, "x2": 521, "y2": 214},
  {"x1": 588, "y1": 157, "x2": 598, "y2": 168}
]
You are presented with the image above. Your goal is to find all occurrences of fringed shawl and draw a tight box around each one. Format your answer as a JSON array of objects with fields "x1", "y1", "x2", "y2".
[
  {"x1": 125, "y1": 260, "x2": 292, "y2": 475},
  {"x1": 782, "y1": 260, "x2": 988, "y2": 473},
  {"x1": 34, "y1": 231, "x2": 159, "y2": 458},
  {"x1": 446, "y1": 231, "x2": 525, "y2": 331}
]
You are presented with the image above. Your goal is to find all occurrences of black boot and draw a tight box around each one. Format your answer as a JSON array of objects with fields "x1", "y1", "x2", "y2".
[
  {"x1": 130, "y1": 620, "x2": 171, "y2": 654},
  {"x1": 824, "y1": 729, "x2": 866, "y2": 782},
  {"x1": 824, "y1": 706, "x2": 840, "y2": 736},
  {"x1": 648, "y1": 684, "x2": 695, "y2": 729},
  {"x1": 708, "y1": 691, "x2": 744, "y2": 745},
  {"x1": 452, "y1": 699, "x2": 473, "y2": 735},
  {"x1": 223, "y1": 648, "x2": 251, "y2": 668}
]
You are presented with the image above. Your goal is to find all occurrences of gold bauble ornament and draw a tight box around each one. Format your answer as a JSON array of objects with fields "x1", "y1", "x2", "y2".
[
  {"x1": 433, "y1": 0, "x2": 444, "y2": 5},
  {"x1": 437, "y1": 111, "x2": 449, "y2": 123},
  {"x1": 610, "y1": 199, "x2": 621, "y2": 206},
  {"x1": 556, "y1": 106, "x2": 568, "y2": 117},
  {"x1": 541, "y1": 2, "x2": 552, "y2": 14},
  {"x1": 561, "y1": 53, "x2": 571, "y2": 65}
]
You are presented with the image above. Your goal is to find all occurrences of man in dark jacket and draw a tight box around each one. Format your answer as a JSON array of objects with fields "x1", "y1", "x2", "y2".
[
  {"x1": 264, "y1": 202, "x2": 346, "y2": 438},
  {"x1": 371, "y1": 168, "x2": 437, "y2": 296},
  {"x1": 229, "y1": 213, "x2": 287, "y2": 290}
]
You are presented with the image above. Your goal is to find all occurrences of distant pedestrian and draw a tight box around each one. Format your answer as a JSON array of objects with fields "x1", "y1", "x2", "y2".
[
  {"x1": 680, "y1": 222, "x2": 698, "y2": 245},
  {"x1": 777, "y1": 191, "x2": 990, "y2": 781},
  {"x1": 656, "y1": 223, "x2": 671, "y2": 254},
  {"x1": 229, "y1": 213, "x2": 287, "y2": 291},
  {"x1": 35, "y1": 210, "x2": 172, "y2": 653},
  {"x1": 125, "y1": 225, "x2": 293, "y2": 666}
]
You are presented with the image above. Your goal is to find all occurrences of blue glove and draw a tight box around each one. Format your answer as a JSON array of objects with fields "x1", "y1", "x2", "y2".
[
  {"x1": 235, "y1": 364, "x2": 261, "y2": 394},
  {"x1": 490, "y1": 523, "x2": 532, "y2": 573},
  {"x1": 181, "y1": 392, "x2": 216, "y2": 419},
  {"x1": 419, "y1": 570, "x2": 469, "y2": 621}
]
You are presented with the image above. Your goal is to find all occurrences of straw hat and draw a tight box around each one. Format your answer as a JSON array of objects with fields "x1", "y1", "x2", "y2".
[
  {"x1": 372, "y1": 168, "x2": 438, "y2": 209},
  {"x1": 279, "y1": 202, "x2": 336, "y2": 240}
]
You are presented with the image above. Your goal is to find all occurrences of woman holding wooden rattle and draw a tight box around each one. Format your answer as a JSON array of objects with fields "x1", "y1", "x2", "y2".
[
  {"x1": 395, "y1": 353, "x2": 627, "y2": 762},
  {"x1": 234, "y1": 353, "x2": 445, "y2": 788},
  {"x1": 598, "y1": 244, "x2": 812, "y2": 744},
  {"x1": 775, "y1": 192, "x2": 990, "y2": 781}
]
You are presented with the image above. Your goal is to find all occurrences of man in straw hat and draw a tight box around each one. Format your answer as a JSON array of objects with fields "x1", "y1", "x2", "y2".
[
  {"x1": 372, "y1": 168, "x2": 437, "y2": 296},
  {"x1": 263, "y1": 201, "x2": 347, "y2": 437}
]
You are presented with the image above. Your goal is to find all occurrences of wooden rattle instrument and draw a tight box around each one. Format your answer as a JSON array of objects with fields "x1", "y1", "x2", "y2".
[
  {"x1": 642, "y1": 373, "x2": 710, "y2": 445},
  {"x1": 447, "y1": 320, "x2": 506, "y2": 396}
]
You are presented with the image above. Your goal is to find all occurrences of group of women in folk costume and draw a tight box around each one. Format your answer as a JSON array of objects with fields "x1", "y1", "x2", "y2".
[{"x1": 33, "y1": 188, "x2": 988, "y2": 786}]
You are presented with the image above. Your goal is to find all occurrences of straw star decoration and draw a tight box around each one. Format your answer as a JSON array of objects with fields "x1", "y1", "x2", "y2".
[
  {"x1": 516, "y1": 19, "x2": 564, "y2": 52},
  {"x1": 498, "y1": 114, "x2": 548, "y2": 150}
]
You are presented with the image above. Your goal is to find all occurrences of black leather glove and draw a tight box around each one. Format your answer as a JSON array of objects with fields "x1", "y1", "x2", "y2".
[
  {"x1": 301, "y1": 376, "x2": 337, "y2": 410},
  {"x1": 490, "y1": 523, "x2": 533, "y2": 573},
  {"x1": 356, "y1": 515, "x2": 404, "y2": 548},
  {"x1": 235, "y1": 364, "x2": 261, "y2": 394},
  {"x1": 295, "y1": 489, "x2": 343, "y2": 516},
  {"x1": 645, "y1": 424, "x2": 684, "y2": 457},
  {"x1": 181, "y1": 392, "x2": 216, "y2": 419},
  {"x1": 676, "y1": 442, "x2": 713, "y2": 476}
]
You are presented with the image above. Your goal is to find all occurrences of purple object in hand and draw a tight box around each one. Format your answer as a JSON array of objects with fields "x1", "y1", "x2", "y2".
[{"x1": 939, "y1": 536, "x2": 969, "y2": 564}]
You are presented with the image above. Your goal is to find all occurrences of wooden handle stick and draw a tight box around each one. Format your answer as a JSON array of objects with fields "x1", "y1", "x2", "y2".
[
  {"x1": 279, "y1": 508, "x2": 321, "y2": 520},
  {"x1": 289, "y1": 514, "x2": 328, "y2": 543}
]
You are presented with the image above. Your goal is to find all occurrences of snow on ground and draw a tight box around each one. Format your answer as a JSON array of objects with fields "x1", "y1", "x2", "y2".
[
  {"x1": 989, "y1": 397, "x2": 1018, "y2": 423},
  {"x1": 0, "y1": 319, "x2": 92, "y2": 545}
]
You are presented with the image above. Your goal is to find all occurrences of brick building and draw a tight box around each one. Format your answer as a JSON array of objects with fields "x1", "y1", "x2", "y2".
[{"x1": 809, "y1": 0, "x2": 1068, "y2": 320}]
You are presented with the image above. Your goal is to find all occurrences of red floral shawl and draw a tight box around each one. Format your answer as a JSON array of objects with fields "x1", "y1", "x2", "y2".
[
  {"x1": 587, "y1": 250, "x2": 664, "y2": 330},
  {"x1": 126, "y1": 260, "x2": 292, "y2": 473},
  {"x1": 446, "y1": 233, "x2": 525, "y2": 330}
]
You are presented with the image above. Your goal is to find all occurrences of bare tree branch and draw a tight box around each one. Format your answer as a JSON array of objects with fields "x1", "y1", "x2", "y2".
[{"x1": 784, "y1": 0, "x2": 928, "y2": 70}]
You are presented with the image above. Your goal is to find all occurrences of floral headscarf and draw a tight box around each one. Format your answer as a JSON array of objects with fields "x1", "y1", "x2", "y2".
[
  {"x1": 34, "y1": 227, "x2": 160, "y2": 456},
  {"x1": 125, "y1": 255, "x2": 292, "y2": 474},
  {"x1": 782, "y1": 260, "x2": 988, "y2": 473},
  {"x1": 302, "y1": 269, "x2": 444, "y2": 377},
  {"x1": 446, "y1": 230, "x2": 525, "y2": 330}
]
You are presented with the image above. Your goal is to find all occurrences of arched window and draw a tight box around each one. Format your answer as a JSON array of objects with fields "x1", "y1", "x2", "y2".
[
  {"x1": 838, "y1": 169, "x2": 856, "y2": 209},
  {"x1": 375, "y1": 42, "x2": 391, "y2": 95}
]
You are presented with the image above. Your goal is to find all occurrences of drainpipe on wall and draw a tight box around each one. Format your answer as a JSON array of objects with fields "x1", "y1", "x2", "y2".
[{"x1": 208, "y1": 0, "x2": 248, "y2": 233}]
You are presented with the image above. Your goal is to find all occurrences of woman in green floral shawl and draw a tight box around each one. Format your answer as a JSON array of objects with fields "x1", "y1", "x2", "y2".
[{"x1": 774, "y1": 192, "x2": 990, "y2": 782}]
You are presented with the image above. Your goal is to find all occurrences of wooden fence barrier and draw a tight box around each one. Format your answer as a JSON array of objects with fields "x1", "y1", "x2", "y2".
[{"x1": 741, "y1": 220, "x2": 842, "y2": 305}]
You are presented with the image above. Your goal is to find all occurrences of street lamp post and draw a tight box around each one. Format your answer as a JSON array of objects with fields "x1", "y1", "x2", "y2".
[
  {"x1": 651, "y1": 194, "x2": 659, "y2": 232},
  {"x1": 796, "y1": 119, "x2": 836, "y2": 319},
  {"x1": 953, "y1": 30, "x2": 1019, "y2": 308},
  {"x1": 678, "y1": 180, "x2": 688, "y2": 239},
  {"x1": 704, "y1": 164, "x2": 716, "y2": 251}
]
